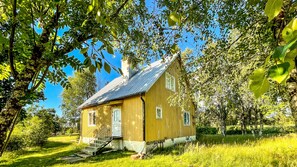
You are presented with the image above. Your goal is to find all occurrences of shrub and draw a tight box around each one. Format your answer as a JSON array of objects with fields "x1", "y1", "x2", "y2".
[
  {"x1": 225, "y1": 126, "x2": 251, "y2": 135},
  {"x1": 196, "y1": 127, "x2": 218, "y2": 136},
  {"x1": 6, "y1": 134, "x2": 24, "y2": 151},
  {"x1": 6, "y1": 124, "x2": 25, "y2": 151},
  {"x1": 23, "y1": 116, "x2": 51, "y2": 147},
  {"x1": 7, "y1": 116, "x2": 51, "y2": 150},
  {"x1": 65, "y1": 128, "x2": 74, "y2": 136}
]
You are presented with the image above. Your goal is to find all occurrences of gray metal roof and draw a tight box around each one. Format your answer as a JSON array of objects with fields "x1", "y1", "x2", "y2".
[{"x1": 78, "y1": 55, "x2": 178, "y2": 109}]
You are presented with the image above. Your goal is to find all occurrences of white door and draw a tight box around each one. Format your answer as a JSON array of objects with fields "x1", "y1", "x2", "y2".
[{"x1": 112, "y1": 108, "x2": 121, "y2": 137}]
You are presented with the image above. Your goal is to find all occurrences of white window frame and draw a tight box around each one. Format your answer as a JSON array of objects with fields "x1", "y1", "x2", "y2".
[
  {"x1": 165, "y1": 72, "x2": 176, "y2": 92},
  {"x1": 88, "y1": 111, "x2": 96, "y2": 126},
  {"x1": 156, "y1": 106, "x2": 162, "y2": 119},
  {"x1": 183, "y1": 111, "x2": 190, "y2": 126}
]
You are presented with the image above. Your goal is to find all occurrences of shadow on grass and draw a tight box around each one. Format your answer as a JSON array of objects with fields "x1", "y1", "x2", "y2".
[
  {"x1": 5, "y1": 141, "x2": 72, "y2": 158},
  {"x1": 0, "y1": 141, "x2": 76, "y2": 167},
  {"x1": 1, "y1": 141, "x2": 131, "y2": 167},
  {"x1": 43, "y1": 141, "x2": 72, "y2": 149},
  {"x1": 196, "y1": 134, "x2": 282, "y2": 145},
  {"x1": 0, "y1": 149, "x2": 80, "y2": 167},
  {"x1": 83, "y1": 151, "x2": 133, "y2": 164}
]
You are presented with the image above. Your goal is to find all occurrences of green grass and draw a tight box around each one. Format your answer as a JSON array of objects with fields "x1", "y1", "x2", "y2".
[{"x1": 1, "y1": 134, "x2": 297, "y2": 166}]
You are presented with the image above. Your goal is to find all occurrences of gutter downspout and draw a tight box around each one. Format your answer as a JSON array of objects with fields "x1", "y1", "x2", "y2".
[{"x1": 140, "y1": 94, "x2": 146, "y2": 141}]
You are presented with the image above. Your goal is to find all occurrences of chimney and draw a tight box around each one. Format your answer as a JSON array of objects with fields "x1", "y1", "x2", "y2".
[{"x1": 121, "y1": 58, "x2": 137, "y2": 80}]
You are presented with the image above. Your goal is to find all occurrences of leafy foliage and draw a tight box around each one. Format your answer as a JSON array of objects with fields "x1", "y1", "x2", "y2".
[
  {"x1": 6, "y1": 106, "x2": 62, "y2": 150},
  {"x1": 249, "y1": 0, "x2": 297, "y2": 97},
  {"x1": 61, "y1": 70, "x2": 96, "y2": 131}
]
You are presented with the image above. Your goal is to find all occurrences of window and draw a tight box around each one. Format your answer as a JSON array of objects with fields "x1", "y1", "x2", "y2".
[
  {"x1": 156, "y1": 107, "x2": 162, "y2": 119},
  {"x1": 165, "y1": 72, "x2": 175, "y2": 92},
  {"x1": 183, "y1": 112, "x2": 190, "y2": 126},
  {"x1": 88, "y1": 111, "x2": 96, "y2": 126}
]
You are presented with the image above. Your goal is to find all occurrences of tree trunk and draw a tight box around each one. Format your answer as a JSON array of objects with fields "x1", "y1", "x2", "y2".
[
  {"x1": 240, "y1": 112, "x2": 244, "y2": 135},
  {"x1": 0, "y1": 66, "x2": 36, "y2": 155},
  {"x1": 243, "y1": 116, "x2": 247, "y2": 135},
  {"x1": 248, "y1": 109, "x2": 255, "y2": 136},
  {"x1": 287, "y1": 69, "x2": 297, "y2": 132},
  {"x1": 0, "y1": 82, "x2": 31, "y2": 154},
  {"x1": 259, "y1": 112, "x2": 263, "y2": 136},
  {"x1": 254, "y1": 109, "x2": 258, "y2": 135},
  {"x1": 220, "y1": 120, "x2": 226, "y2": 136}
]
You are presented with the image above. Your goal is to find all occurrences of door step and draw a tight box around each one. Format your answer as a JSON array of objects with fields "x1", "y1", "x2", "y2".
[{"x1": 75, "y1": 152, "x2": 93, "y2": 158}]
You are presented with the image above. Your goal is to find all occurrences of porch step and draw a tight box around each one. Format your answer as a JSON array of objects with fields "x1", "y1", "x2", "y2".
[
  {"x1": 75, "y1": 152, "x2": 93, "y2": 158},
  {"x1": 90, "y1": 143, "x2": 106, "y2": 148},
  {"x1": 81, "y1": 147, "x2": 97, "y2": 155}
]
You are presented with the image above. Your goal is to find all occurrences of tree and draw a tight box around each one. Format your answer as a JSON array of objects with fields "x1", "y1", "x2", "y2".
[
  {"x1": 26, "y1": 105, "x2": 61, "y2": 135},
  {"x1": 1, "y1": 0, "x2": 295, "y2": 155},
  {"x1": 1, "y1": 0, "x2": 199, "y2": 154},
  {"x1": 61, "y1": 70, "x2": 96, "y2": 132},
  {"x1": 247, "y1": 0, "x2": 297, "y2": 131}
]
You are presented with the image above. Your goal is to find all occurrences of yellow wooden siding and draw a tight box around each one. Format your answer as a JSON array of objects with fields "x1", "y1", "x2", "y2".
[
  {"x1": 145, "y1": 59, "x2": 196, "y2": 142},
  {"x1": 121, "y1": 96, "x2": 143, "y2": 141},
  {"x1": 81, "y1": 105, "x2": 112, "y2": 137},
  {"x1": 81, "y1": 96, "x2": 143, "y2": 141}
]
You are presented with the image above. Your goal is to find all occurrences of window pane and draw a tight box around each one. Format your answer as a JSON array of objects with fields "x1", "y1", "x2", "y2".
[
  {"x1": 166, "y1": 74, "x2": 170, "y2": 89},
  {"x1": 172, "y1": 77, "x2": 174, "y2": 90},
  {"x1": 89, "y1": 113, "x2": 91, "y2": 125},
  {"x1": 93, "y1": 112, "x2": 96, "y2": 125}
]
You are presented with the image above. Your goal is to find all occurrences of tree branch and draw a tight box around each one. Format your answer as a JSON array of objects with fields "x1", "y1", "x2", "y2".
[
  {"x1": 30, "y1": 65, "x2": 50, "y2": 92},
  {"x1": 111, "y1": 0, "x2": 129, "y2": 19},
  {"x1": 34, "y1": 4, "x2": 61, "y2": 59},
  {"x1": 9, "y1": 0, "x2": 17, "y2": 79},
  {"x1": 51, "y1": 5, "x2": 59, "y2": 52},
  {"x1": 30, "y1": 5, "x2": 36, "y2": 46},
  {"x1": 54, "y1": 34, "x2": 95, "y2": 58}
]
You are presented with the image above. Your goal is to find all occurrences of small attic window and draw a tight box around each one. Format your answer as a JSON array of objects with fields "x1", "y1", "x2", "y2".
[
  {"x1": 165, "y1": 72, "x2": 175, "y2": 92},
  {"x1": 156, "y1": 107, "x2": 162, "y2": 119},
  {"x1": 88, "y1": 111, "x2": 96, "y2": 126}
]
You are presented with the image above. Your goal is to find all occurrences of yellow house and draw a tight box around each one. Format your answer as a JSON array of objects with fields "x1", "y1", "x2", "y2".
[{"x1": 78, "y1": 54, "x2": 196, "y2": 153}]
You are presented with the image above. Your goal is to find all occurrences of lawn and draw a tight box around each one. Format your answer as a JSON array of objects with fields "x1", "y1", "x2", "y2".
[{"x1": 1, "y1": 134, "x2": 297, "y2": 167}]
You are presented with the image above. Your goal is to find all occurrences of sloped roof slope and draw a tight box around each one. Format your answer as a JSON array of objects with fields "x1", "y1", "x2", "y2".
[{"x1": 78, "y1": 55, "x2": 178, "y2": 109}]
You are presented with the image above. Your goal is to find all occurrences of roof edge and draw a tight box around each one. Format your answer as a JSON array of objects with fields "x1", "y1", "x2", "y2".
[{"x1": 78, "y1": 91, "x2": 146, "y2": 110}]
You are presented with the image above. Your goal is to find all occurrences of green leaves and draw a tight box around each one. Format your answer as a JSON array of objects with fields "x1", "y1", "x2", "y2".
[
  {"x1": 249, "y1": 68, "x2": 270, "y2": 98},
  {"x1": 107, "y1": 46, "x2": 114, "y2": 55},
  {"x1": 95, "y1": 61, "x2": 102, "y2": 71},
  {"x1": 171, "y1": 43, "x2": 179, "y2": 54},
  {"x1": 87, "y1": 5, "x2": 94, "y2": 14},
  {"x1": 80, "y1": 47, "x2": 89, "y2": 54},
  {"x1": 104, "y1": 62, "x2": 111, "y2": 74},
  {"x1": 0, "y1": 64, "x2": 11, "y2": 80},
  {"x1": 89, "y1": 64, "x2": 96, "y2": 73},
  {"x1": 271, "y1": 46, "x2": 286, "y2": 60},
  {"x1": 264, "y1": 0, "x2": 283, "y2": 21},
  {"x1": 282, "y1": 18, "x2": 297, "y2": 43},
  {"x1": 268, "y1": 62, "x2": 290, "y2": 83},
  {"x1": 168, "y1": 12, "x2": 181, "y2": 26},
  {"x1": 83, "y1": 57, "x2": 91, "y2": 67},
  {"x1": 271, "y1": 38, "x2": 297, "y2": 61}
]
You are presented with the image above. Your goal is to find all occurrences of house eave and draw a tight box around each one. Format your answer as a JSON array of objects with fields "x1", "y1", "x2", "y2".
[{"x1": 79, "y1": 91, "x2": 146, "y2": 110}]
